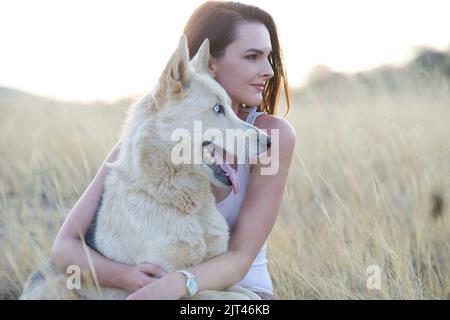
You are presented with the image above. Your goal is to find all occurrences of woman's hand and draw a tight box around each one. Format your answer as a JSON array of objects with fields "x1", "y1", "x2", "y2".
[
  {"x1": 119, "y1": 263, "x2": 168, "y2": 293},
  {"x1": 126, "y1": 271, "x2": 187, "y2": 300}
]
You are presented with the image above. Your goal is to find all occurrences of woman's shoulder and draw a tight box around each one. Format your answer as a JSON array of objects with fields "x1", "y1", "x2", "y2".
[
  {"x1": 247, "y1": 113, "x2": 296, "y2": 174},
  {"x1": 253, "y1": 113, "x2": 296, "y2": 142}
]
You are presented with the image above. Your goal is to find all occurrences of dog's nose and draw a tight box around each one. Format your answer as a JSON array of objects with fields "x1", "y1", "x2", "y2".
[{"x1": 267, "y1": 136, "x2": 271, "y2": 149}]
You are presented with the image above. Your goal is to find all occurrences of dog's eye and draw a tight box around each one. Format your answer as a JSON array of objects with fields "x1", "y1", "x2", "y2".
[{"x1": 213, "y1": 104, "x2": 225, "y2": 115}]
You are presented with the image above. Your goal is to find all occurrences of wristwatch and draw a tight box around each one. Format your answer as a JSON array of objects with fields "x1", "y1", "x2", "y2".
[{"x1": 176, "y1": 269, "x2": 198, "y2": 297}]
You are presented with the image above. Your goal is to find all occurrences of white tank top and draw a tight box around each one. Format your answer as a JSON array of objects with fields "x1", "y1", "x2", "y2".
[{"x1": 215, "y1": 106, "x2": 274, "y2": 295}]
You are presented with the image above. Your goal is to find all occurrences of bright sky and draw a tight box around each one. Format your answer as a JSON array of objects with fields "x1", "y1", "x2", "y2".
[{"x1": 0, "y1": 0, "x2": 449, "y2": 102}]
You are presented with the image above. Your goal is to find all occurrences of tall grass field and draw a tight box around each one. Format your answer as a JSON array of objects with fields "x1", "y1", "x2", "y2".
[{"x1": 1, "y1": 49, "x2": 449, "y2": 299}]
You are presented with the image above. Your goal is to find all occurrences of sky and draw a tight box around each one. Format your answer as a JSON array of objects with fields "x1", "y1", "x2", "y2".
[{"x1": 0, "y1": 0, "x2": 449, "y2": 102}]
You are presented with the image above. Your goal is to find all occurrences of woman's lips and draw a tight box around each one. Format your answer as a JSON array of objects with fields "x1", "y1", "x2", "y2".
[{"x1": 251, "y1": 84, "x2": 264, "y2": 92}]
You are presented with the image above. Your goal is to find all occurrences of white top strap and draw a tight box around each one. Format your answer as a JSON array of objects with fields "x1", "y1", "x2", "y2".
[{"x1": 245, "y1": 106, "x2": 263, "y2": 125}]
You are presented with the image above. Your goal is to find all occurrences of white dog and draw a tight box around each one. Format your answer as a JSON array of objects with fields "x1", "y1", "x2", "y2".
[{"x1": 20, "y1": 35, "x2": 271, "y2": 300}]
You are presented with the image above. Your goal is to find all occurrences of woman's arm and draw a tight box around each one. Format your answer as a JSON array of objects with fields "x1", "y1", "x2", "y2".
[
  {"x1": 51, "y1": 140, "x2": 166, "y2": 292},
  {"x1": 128, "y1": 117, "x2": 296, "y2": 299}
]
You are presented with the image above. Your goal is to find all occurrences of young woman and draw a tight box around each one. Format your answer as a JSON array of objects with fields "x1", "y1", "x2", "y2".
[{"x1": 51, "y1": 1, "x2": 295, "y2": 300}]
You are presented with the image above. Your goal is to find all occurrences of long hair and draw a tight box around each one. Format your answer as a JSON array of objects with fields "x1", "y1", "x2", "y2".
[{"x1": 183, "y1": 1, "x2": 291, "y2": 117}]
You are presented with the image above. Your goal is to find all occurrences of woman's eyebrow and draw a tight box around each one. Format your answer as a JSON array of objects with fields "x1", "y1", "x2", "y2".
[{"x1": 245, "y1": 48, "x2": 273, "y2": 55}]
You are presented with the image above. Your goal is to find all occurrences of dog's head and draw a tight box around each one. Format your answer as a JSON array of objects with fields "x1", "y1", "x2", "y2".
[{"x1": 153, "y1": 35, "x2": 271, "y2": 192}]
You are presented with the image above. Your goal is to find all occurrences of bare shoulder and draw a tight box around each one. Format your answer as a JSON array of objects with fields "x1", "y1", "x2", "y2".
[
  {"x1": 254, "y1": 113, "x2": 296, "y2": 143},
  {"x1": 249, "y1": 113, "x2": 296, "y2": 174}
]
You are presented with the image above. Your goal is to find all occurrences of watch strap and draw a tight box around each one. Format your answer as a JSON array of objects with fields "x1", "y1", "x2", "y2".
[{"x1": 176, "y1": 269, "x2": 198, "y2": 296}]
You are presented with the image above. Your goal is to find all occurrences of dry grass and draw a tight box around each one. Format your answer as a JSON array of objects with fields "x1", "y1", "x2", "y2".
[
  {"x1": 271, "y1": 83, "x2": 450, "y2": 299},
  {"x1": 0, "y1": 82, "x2": 449, "y2": 299}
]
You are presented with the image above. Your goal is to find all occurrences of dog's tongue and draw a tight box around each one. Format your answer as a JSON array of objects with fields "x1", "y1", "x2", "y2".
[{"x1": 213, "y1": 149, "x2": 240, "y2": 194}]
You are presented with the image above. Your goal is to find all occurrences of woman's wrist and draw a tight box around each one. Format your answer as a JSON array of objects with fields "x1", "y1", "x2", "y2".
[
  {"x1": 107, "y1": 263, "x2": 133, "y2": 291},
  {"x1": 167, "y1": 271, "x2": 189, "y2": 299}
]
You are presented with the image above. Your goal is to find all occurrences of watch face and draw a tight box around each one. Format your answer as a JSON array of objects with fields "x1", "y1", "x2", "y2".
[{"x1": 187, "y1": 278, "x2": 198, "y2": 295}]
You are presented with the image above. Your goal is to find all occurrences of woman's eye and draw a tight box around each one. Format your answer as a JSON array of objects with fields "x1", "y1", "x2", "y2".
[
  {"x1": 213, "y1": 104, "x2": 225, "y2": 115},
  {"x1": 246, "y1": 55, "x2": 257, "y2": 60}
]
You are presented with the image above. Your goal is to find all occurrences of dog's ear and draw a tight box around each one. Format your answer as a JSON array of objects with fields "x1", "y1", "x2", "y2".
[
  {"x1": 159, "y1": 34, "x2": 192, "y2": 94},
  {"x1": 191, "y1": 38, "x2": 210, "y2": 74}
]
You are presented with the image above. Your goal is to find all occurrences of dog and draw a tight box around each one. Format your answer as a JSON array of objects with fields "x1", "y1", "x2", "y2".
[{"x1": 20, "y1": 35, "x2": 271, "y2": 300}]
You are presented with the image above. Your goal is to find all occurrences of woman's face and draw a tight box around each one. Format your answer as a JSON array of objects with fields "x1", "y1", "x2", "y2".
[{"x1": 210, "y1": 22, "x2": 275, "y2": 111}]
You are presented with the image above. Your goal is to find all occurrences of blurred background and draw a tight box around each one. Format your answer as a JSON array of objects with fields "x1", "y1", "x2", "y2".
[{"x1": 0, "y1": 0, "x2": 449, "y2": 299}]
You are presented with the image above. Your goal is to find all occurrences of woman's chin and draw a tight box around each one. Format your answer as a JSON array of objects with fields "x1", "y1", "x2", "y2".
[{"x1": 242, "y1": 96, "x2": 263, "y2": 107}]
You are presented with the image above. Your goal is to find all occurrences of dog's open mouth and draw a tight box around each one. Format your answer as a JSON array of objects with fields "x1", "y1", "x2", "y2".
[{"x1": 202, "y1": 141, "x2": 240, "y2": 194}]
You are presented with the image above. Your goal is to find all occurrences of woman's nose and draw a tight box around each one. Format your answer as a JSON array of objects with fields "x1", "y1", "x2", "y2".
[{"x1": 261, "y1": 60, "x2": 274, "y2": 79}]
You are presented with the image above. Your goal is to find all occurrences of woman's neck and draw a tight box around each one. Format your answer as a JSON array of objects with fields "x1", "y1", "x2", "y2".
[{"x1": 232, "y1": 101, "x2": 255, "y2": 122}]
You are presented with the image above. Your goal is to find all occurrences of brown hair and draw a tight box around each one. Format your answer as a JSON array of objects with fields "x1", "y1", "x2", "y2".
[{"x1": 183, "y1": 1, "x2": 290, "y2": 117}]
